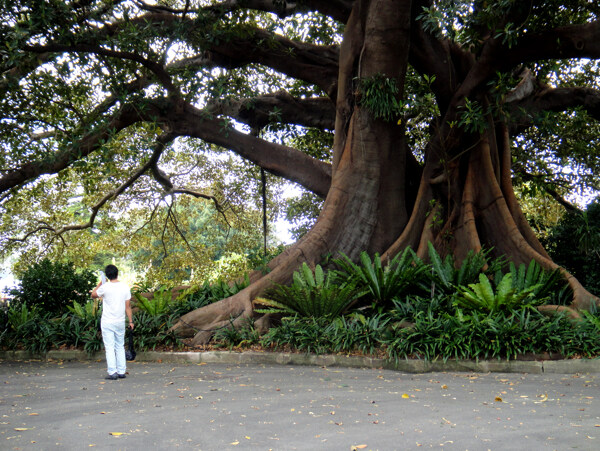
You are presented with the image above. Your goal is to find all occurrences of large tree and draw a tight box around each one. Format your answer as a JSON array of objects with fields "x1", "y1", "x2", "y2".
[{"x1": 1, "y1": 0, "x2": 599, "y2": 344}]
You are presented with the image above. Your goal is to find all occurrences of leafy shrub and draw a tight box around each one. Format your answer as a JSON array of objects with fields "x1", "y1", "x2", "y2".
[
  {"x1": 545, "y1": 198, "x2": 600, "y2": 295},
  {"x1": 10, "y1": 259, "x2": 96, "y2": 315},
  {"x1": 390, "y1": 294, "x2": 451, "y2": 321},
  {"x1": 423, "y1": 242, "x2": 503, "y2": 296},
  {"x1": 334, "y1": 249, "x2": 426, "y2": 305},
  {"x1": 260, "y1": 316, "x2": 334, "y2": 355},
  {"x1": 385, "y1": 309, "x2": 600, "y2": 362},
  {"x1": 7, "y1": 302, "x2": 39, "y2": 330},
  {"x1": 501, "y1": 260, "x2": 567, "y2": 305},
  {"x1": 131, "y1": 311, "x2": 183, "y2": 351},
  {"x1": 213, "y1": 318, "x2": 259, "y2": 349},
  {"x1": 134, "y1": 286, "x2": 175, "y2": 316},
  {"x1": 67, "y1": 300, "x2": 101, "y2": 321},
  {"x1": 168, "y1": 276, "x2": 250, "y2": 317},
  {"x1": 3, "y1": 303, "x2": 56, "y2": 354},
  {"x1": 328, "y1": 313, "x2": 391, "y2": 355},
  {"x1": 254, "y1": 263, "x2": 360, "y2": 318},
  {"x1": 454, "y1": 273, "x2": 542, "y2": 313}
]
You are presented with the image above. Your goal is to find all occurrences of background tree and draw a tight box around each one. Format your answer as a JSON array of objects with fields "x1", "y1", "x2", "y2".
[{"x1": 1, "y1": 1, "x2": 599, "y2": 344}]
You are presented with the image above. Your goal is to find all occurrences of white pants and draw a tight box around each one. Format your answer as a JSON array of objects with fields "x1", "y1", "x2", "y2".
[{"x1": 101, "y1": 321, "x2": 126, "y2": 375}]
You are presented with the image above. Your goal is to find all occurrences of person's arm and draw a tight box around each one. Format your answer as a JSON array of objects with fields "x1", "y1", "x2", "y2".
[
  {"x1": 126, "y1": 298, "x2": 134, "y2": 329},
  {"x1": 91, "y1": 281, "x2": 102, "y2": 299}
]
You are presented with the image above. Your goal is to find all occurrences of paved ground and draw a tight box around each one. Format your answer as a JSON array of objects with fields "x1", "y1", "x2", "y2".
[{"x1": 1, "y1": 360, "x2": 599, "y2": 450}]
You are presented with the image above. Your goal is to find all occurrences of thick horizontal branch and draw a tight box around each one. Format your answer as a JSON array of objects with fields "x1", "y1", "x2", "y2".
[
  {"x1": 134, "y1": 0, "x2": 353, "y2": 22},
  {"x1": 160, "y1": 102, "x2": 332, "y2": 198},
  {"x1": 204, "y1": 0, "x2": 353, "y2": 22},
  {"x1": 198, "y1": 29, "x2": 339, "y2": 99},
  {"x1": 504, "y1": 20, "x2": 600, "y2": 67},
  {"x1": 1, "y1": 93, "x2": 332, "y2": 200},
  {"x1": 93, "y1": 12, "x2": 340, "y2": 98},
  {"x1": 206, "y1": 91, "x2": 336, "y2": 130},
  {"x1": 507, "y1": 85, "x2": 600, "y2": 130}
]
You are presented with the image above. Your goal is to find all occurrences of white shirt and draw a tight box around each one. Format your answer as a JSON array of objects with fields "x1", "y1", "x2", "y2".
[{"x1": 97, "y1": 281, "x2": 131, "y2": 325}]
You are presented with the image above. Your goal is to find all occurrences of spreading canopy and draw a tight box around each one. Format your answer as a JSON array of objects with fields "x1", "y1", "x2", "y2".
[{"x1": 2, "y1": 1, "x2": 600, "y2": 341}]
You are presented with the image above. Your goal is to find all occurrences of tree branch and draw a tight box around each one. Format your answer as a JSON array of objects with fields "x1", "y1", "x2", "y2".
[
  {"x1": 206, "y1": 90, "x2": 336, "y2": 130},
  {"x1": 205, "y1": 0, "x2": 353, "y2": 23},
  {"x1": 0, "y1": 104, "x2": 144, "y2": 195},
  {"x1": 24, "y1": 43, "x2": 179, "y2": 96},
  {"x1": 513, "y1": 166, "x2": 583, "y2": 213},
  {"x1": 7, "y1": 135, "x2": 168, "y2": 243},
  {"x1": 167, "y1": 102, "x2": 332, "y2": 198},
  {"x1": 93, "y1": 12, "x2": 340, "y2": 98},
  {"x1": 503, "y1": 20, "x2": 600, "y2": 68},
  {"x1": 509, "y1": 85, "x2": 600, "y2": 123}
]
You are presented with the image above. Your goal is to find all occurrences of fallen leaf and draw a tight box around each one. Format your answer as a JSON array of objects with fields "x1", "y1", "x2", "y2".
[
  {"x1": 352, "y1": 445, "x2": 368, "y2": 450},
  {"x1": 28, "y1": 413, "x2": 38, "y2": 416},
  {"x1": 495, "y1": 396, "x2": 503, "y2": 402},
  {"x1": 441, "y1": 385, "x2": 448, "y2": 389},
  {"x1": 109, "y1": 432, "x2": 124, "y2": 436},
  {"x1": 230, "y1": 441, "x2": 239, "y2": 445},
  {"x1": 14, "y1": 427, "x2": 30, "y2": 431},
  {"x1": 402, "y1": 393, "x2": 410, "y2": 399}
]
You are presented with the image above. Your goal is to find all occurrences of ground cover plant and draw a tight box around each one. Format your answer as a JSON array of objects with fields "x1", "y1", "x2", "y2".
[
  {"x1": 0, "y1": 276, "x2": 249, "y2": 355},
  {"x1": 2, "y1": 252, "x2": 599, "y2": 362}
]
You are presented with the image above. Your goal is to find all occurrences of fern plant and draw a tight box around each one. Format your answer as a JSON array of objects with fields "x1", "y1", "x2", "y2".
[
  {"x1": 334, "y1": 248, "x2": 425, "y2": 305},
  {"x1": 7, "y1": 302, "x2": 38, "y2": 330},
  {"x1": 454, "y1": 273, "x2": 543, "y2": 314},
  {"x1": 134, "y1": 286, "x2": 174, "y2": 316},
  {"x1": 424, "y1": 242, "x2": 502, "y2": 295},
  {"x1": 253, "y1": 263, "x2": 359, "y2": 318},
  {"x1": 502, "y1": 260, "x2": 567, "y2": 304},
  {"x1": 67, "y1": 300, "x2": 100, "y2": 321}
]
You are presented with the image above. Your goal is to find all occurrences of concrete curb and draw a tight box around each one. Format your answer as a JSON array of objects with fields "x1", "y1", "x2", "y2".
[{"x1": 1, "y1": 349, "x2": 599, "y2": 374}]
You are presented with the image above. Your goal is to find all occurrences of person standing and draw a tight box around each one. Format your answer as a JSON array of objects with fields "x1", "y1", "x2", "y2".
[{"x1": 91, "y1": 264, "x2": 134, "y2": 380}]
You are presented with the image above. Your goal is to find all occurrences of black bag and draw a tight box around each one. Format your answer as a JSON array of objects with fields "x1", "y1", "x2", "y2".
[{"x1": 125, "y1": 328, "x2": 136, "y2": 361}]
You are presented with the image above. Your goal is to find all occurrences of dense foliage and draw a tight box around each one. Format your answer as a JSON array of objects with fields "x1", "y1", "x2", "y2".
[
  {"x1": 2, "y1": 250, "x2": 599, "y2": 361},
  {"x1": 9, "y1": 259, "x2": 96, "y2": 315},
  {"x1": 545, "y1": 198, "x2": 600, "y2": 295}
]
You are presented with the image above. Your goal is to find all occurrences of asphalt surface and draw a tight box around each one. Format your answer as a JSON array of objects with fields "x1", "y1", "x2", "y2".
[{"x1": 1, "y1": 360, "x2": 599, "y2": 450}]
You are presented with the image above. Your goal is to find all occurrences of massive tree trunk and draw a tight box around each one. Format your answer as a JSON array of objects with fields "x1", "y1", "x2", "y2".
[
  {"x1": 168, "y1": 0, "x2": 598, "y2": 344},
  {"x1": 171, "y1": 0, "x2": 415, "y2": 343}
]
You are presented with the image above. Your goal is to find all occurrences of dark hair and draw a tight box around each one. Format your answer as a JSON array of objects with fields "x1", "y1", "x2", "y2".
[{"x1": 104, "y1": 264, "x2": 118, "y2": 280}]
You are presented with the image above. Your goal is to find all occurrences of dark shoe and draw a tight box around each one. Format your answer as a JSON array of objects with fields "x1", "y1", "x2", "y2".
[
  {"x1": 117, "y1": 374, "x2": 126, "y2": 379},
  {"x1": 105, "y1": 373, "x2": 118, "y2": 380}
]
